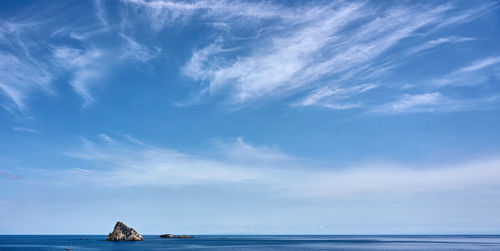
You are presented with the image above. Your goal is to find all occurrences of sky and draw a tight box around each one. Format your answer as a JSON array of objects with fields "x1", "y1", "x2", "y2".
[{"x1": 0, "y1": 0, "x2": 500, "y2": 235}]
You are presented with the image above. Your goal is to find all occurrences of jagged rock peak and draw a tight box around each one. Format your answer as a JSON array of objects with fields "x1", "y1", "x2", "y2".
[{"x1": 106, "y1": 221, "x2": 143, "y2": 241}]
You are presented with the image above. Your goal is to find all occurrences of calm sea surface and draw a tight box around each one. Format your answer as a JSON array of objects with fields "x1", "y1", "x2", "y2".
[{"x1": 1, "y1": 235, "x2": 499, "y2": 250}]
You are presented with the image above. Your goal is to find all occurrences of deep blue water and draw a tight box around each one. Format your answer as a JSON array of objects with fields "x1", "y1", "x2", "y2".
[{"x1": 1, "y1": 235, "x2": 499, "y2": 250}]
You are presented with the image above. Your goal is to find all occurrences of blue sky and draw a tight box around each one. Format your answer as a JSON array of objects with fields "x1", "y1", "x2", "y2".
[{"x1": 1, "y1": 0, "x2": 500, "y2": 234}]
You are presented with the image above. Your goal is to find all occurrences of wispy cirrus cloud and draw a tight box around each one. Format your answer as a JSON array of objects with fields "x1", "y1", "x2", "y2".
[
  {"x1": 0, "y1": 0, "x2": 497, "y2": 115},
  {"x1": 433, "y1": 56, "x2": 500, "y2": 87},
  {"x1": 0, "y1": 2, "x2": 161, "y2": 111},
  {"x1": 0, "y1": 53, "x2": 51, "y2": 111},
  {"x1": 119, "y1": 34, "x2": 160, "y2": 62},
  {"x1": 374, "y1": 92, "x2": 443, "y2": 114},
  {"x1": 12, "y1": 126, "x2": 38, "y2": 133},
  {"x1": 29, "y1": 135, "x2": 500, "y2": 198},
  {"x1": 52, "y1": 46, "x2": 105, "y2": 105},
  {"x1": 371, "y1": 92, "x2": 500, "y2": 114},
  {"x1": 122, "y1": 0, "x2": 292, "y2": 30},
  {"x1": 296, "y1": 84, "x2": 378, "y2": 110},
  {"x1": 94, "y1": 0, "x2": 108, "y2": 28},
  {"x1": 0, "y1": 16, "x2": 104, "y2": 109},
  {"x1": 180, "y1": 2, "x2": 368, "y2": 103},
  {"x1": 454, "y1": 56, "x2": 500, "y2": 74},
  {"x1": 49, "y1": 35, "x2": 160, "y2": 106},
  {"x1": 173, "y1": 0, "x2": 495, "y2": 111},
  {"x1": 0, "y1": 20, "x2": 52, "y2": 111},
  {"x1": 429, "y1": 1, "x2": 498, "y2": 32},
  {"x1": 407, "y1": 36, "x2": 475, "y2": 55}
]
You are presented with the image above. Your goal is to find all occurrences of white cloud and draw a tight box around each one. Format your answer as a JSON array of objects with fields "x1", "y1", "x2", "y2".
[
  {"x1": 177, "y1": 1, "x2": 490, "y2": 107},
  {"x1": 211, "y1": 137, "x2": 293, "y2": 164},
  {"x1": 35, "y1": 135, "x2": 500, "y2": 198},
  {"x1": 429, "y1": 2, "x2": 496, "y2": 32},
  {"x1": 0, "y1": 52, "x2": 51, "y2": 110},
  {"x1": 186, "y1": 3, "x2": 367, "y2": 102},
  {"x1": 12, "y1": 126, "x2": 38, "y2": 133},
  {"x1": 455, "y1": 56, "x2": 500, "y2": 74},
  {"x1": 94, "y1": 0, "x2": 108, "y2": 27},
  {"x1": 98, "y1": 133, "x2": 113, "y2": 143},
  {"x1": 0, "y1": 20, "x2": 53, "y2": 111},
  {"x1": 297, "y1": 84, "x2": 377, "y2": 108},
  {"x1": 408, "y1": 36, "x2": 474, "y2": 54},
  {"x1": 0, "y1": 81, "x2": 25, "y2": 110},
  {"x1": 0, "y1": 17, "x2": 111, "y2": 109},
  {"x1": 321, "y1": 103, "x2": 363, "y2": 110},
  {"x1": 182, "y1": 38, "x2": 225, "y2": 81},
  {"x1": 119, "y1": 34, "x2": 160, "y2": 62},
  {"x1": 282, "y1": 158, "x2": 500, "y2": 198},
  {"x1": 372, "y1": 93, "x2": 500, "y2": 114},
  {"x1": 433, "y1": 56, "x2": 500, "y2": 87},
  {"x1": 50, "y1": 34, "x2": 160, "y2": 105},
  {"x1": 0, "y1": 4, "x2": 162, "y2": 111},
  {"x1": 52, "y1": 46, "x2": 104, "y2": 105},
  {"x1": 391, "y1": 93, "x2": 442, "y2": 112},
  {"x1": 0, "y1": 1, "x2": 497, "y2": 113},
  {"x1": 372, "y1": 92, "x2": 449, "y2": 114},
  {"x1": 122, "y1": 0, "x2": 293, "y2": 30}
]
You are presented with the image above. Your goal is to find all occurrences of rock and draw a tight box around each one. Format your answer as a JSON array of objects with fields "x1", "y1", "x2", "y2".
[
  {"x1": 160, "y1": 234, "x2": 175, "y2": 238},
  {"x1": 160, "y1": 234, "x2": 194, "y2": 238},
  {"x1": 106, "y1": 221, "x2": 143, "y2": 241}
]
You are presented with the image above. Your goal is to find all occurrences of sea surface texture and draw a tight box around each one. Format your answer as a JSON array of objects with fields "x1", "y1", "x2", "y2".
[{"x1": 1, "y1": 235, "x2": 499, "y2": 250}]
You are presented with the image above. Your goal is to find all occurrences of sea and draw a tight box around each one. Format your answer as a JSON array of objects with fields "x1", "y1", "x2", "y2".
[{"x1": 0, "y1": 235, "x2": 499, "y2": 250}]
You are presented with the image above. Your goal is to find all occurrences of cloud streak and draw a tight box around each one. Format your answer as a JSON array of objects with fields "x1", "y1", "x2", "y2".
[
  {"x1": 175, "y1": 1, "x2": 494, "y2": 110},
  {"x1": 433, "y1": 56, "x2": 500, "y2": 87},
  {"x1": 12, "y1": 126, "x2": 38, "y2": 133},
  {"x1": 32, "y1": 135, "x2": 500, "y2": 198},
  {"x1": 371, "y1": 92, "x2": 500, "y2": 114},
  {"x1": 455, "y1": 56, "x2": 500, "y2": 74},
  {"x1": 0, "y1": 20, "x2": 52, "y2": 111},
  {"x1": 407, "y1": 36, "x2": 475, "y2": 55},
  {"x1": 0, "y1": 0, "x2": 497, "y2": 115},
  {"x1": 296, "y1": 84, "x2": 377, "y2": 109},
  {"x1": 0, "y1": 3, "x2": 161, "y2": 111},
  {"x1": 52, "y1": 46, "x2": 105, "y2": 105}
]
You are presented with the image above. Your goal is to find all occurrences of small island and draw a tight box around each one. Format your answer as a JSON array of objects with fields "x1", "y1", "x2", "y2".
[
  {"x1": 160, "y1": 234, "x2": 195, "y2": 239},
  {"x1": 106, "y1": 221, "x2": 143, "y2": 241}
]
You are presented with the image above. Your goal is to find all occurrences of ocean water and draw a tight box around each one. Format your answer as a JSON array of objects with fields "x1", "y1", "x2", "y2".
[{"x1": 0, "y1": 235, "x2": 499, "y2": 250}]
